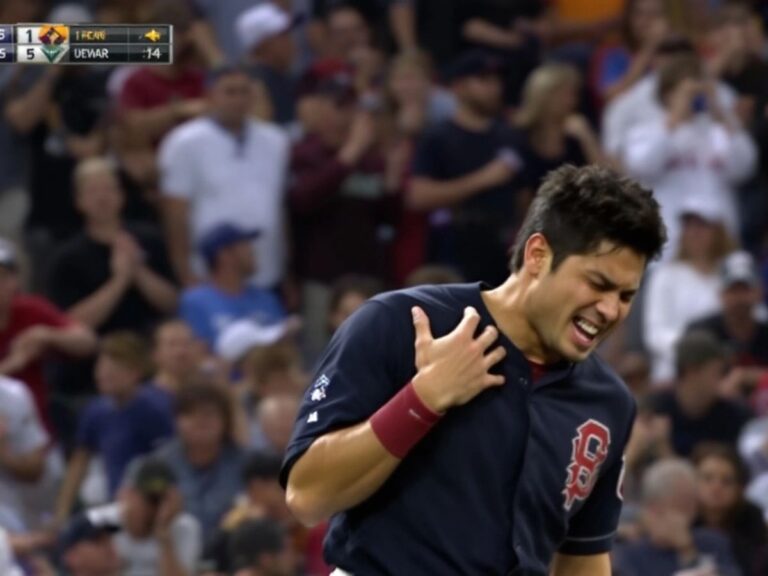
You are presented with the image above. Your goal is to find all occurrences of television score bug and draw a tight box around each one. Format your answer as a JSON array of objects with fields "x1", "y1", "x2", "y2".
[{"x1": 4, "y1": 24, "x2": 173, "y2": 65}]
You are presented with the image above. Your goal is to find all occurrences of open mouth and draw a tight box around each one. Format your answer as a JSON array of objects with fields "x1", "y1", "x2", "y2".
[{"x1": 572, "y1": 316, "x2": 601, "y2": 348}]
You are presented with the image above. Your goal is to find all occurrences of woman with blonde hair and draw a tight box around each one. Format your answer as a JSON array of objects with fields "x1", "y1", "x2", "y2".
[
  {"x1": 643, "y1": 197, "x2": 737, "y2": 384},
  {"x1": 512, "y1": 62, "x2": 607, "y2": 204}
]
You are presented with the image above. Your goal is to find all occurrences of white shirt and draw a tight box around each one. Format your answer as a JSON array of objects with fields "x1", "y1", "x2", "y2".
[
  {"x1": 643, "y1": 262, "x2": 722, "y2": 383},
  {"x1": 159, "y1": 116, "x2": 291, "y2": 288},
  {"x1": 623, "y1": 115, "x2": 756, "y2": 260},
  {"x1": 0, "y1": 377, "x2": 62, "y2": 531},
  {"x1": 602, "y1": 74, "x2": 737, "y2": 159},
  {"x1": 91, "y1": 502, "x2": 202, "y2": 576}
]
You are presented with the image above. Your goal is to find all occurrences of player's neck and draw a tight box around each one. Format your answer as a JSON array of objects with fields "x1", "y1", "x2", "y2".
[{"x1": 481, "y1": 276, "x2": 556, "y2": 365}]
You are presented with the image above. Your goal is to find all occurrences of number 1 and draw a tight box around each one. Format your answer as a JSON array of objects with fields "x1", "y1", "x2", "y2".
[{"x1": 26, "y1": 29, "x2": 32, "y2": 42}]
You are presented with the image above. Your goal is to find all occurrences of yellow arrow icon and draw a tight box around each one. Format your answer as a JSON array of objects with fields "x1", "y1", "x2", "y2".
[{"x1": 144, "y1": 29, "x2": 161, "y2": 42}]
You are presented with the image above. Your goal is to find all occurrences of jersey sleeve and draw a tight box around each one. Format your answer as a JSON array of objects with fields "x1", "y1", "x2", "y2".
[
  {"x1": 559, "y1": 406, "x2": 636, "y2": 556},
  {"x1": 280, "y1": 300, "x2": 412, "y2": 488}
]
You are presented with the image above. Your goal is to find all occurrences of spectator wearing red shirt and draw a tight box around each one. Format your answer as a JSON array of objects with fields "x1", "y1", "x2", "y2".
[
  {"x1": 117, "y1": 1, "x2": 206, "y2": 151},
  {"x1": 0, "y1": 239, "x2": 97, "y2": 433}
]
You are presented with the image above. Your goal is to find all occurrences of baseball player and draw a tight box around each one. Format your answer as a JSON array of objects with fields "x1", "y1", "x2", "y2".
[{"x1": 281, "y1": 164, "x2": 667, "y2": 575}]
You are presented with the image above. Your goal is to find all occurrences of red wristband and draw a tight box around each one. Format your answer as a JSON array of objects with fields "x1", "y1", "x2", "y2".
[{"x1": 370, "y1": 381, "x2": 443, "y2": 459}]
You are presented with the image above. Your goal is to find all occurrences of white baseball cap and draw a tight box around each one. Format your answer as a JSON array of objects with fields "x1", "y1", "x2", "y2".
[
  {"x1": 215, "y1": 317, "x2": 299, "y2": 361},
  {"x1": 236, "y1": 3, "x2": 296, "y2": 52}
]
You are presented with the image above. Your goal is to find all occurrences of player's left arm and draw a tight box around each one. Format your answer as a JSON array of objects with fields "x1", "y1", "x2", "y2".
[{"x1": 551, "y1": 552, "x2": 610, "y2": 576}]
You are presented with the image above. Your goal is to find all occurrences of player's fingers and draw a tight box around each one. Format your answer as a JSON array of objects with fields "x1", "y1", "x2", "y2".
[
  {"x1": 411, "y1": 306, "x2": 433, "y2": 347},
  {"x1": 475, "y1": 325, "x2": 499, "y2": 351},
  {"x1": 483, "y1": 373, "x2": 505, "y2": 388},
  {"x1": 482, "y1": 345, "x2": 507, "y2": 369},
  {"x1": 456, "y1": 306, "x2": 481, "y2": 337}
]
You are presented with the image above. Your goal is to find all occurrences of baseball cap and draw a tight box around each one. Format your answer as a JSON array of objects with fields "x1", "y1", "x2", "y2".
[
  {"x1": 447, "y1": 50, "x2": 504, "y2": 83},
  {"x1": 0, "y1": 239, "x2": 18, "y2": 271},
  {"x1": 130, "y1": 458, "x2": 177, "y2": 501},
  {"x1": 236, "y1": 3, "x2": 300, "y2": 52},
  {"x1": 720, "y1": 250, "x2": 759, "y2": 289},
  {"x1": 198, "y1": 223, "x2": 261, "y2": 265},
  {"x1": 215, "y1": 317, "x2": 295, "y2": 361},
  {"x1": 59, "y1": 512, "x2": 118, "y2": 553},
  {"x1": 679, "y1": 195, "x2": 722, "y2": 224}
]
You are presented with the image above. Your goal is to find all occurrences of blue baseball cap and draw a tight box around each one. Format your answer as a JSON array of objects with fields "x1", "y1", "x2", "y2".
[{"x1": 199, "y1": 223, "x2": 261, "y2": 265}]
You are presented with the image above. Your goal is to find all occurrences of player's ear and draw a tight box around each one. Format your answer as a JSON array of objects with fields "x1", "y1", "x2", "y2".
[{"x1": 522, "y1": 233, "x2": 552, "y2": 278}]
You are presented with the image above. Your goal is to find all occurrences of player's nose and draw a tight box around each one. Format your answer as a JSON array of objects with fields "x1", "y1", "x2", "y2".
[{"x1": 594, "y1": 292, "x2": 621, "y2": 324}]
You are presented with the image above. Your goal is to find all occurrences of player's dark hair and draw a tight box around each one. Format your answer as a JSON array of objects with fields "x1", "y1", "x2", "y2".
[{"x1": 510, "y1": 164, "x2": 666, "y2": 272}]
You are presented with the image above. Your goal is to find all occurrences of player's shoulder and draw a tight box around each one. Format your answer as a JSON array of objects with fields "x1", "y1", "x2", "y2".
[{"x1": 372, "y1": 282, "x2": 480, "y2": 314}]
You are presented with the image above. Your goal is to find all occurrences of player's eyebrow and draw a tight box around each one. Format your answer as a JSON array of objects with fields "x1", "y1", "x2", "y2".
[{"x1": 586, "y1": 270, "x2": 638, "y2": 295}]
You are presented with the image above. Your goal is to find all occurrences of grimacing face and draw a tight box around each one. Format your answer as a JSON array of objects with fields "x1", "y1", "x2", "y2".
[{"x1": 525, "y1": 239, "x2": 645, "y2": 363}]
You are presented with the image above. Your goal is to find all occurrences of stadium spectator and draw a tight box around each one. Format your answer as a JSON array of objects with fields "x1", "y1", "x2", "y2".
[
  {"x1": 327, "y1": 274, "x2": 382, "y2": 336},
  {"x1": 643, "y1": 198, "x2": 734, "y2": 384},
  {"x1": 117, "y1": 0, "x2": 206, "y2": 150},
  {"x1": 179, "y1": 223, "x2": 287, "y2": 351},
  {"x1": 692, "y1": 442, "x2": 768, "y2": 576},
  {"x1": 512, "y1": 62, "x2": 605, "y2": 208},
  {"x1": 0, "y1": 238, "x2": 97, "y2": 433},
  {"x1": 613, "y1": 458, "x2": 741, "y2": 576},
  {"x1": 227, "y1": 518, "x2": 295, "y2": 576},
  {"x1": 59, "y1": 512, "x2": 120, "y2": 576},
  {"x1": 56, "y1": 333, "x2": 174, "y2": 524},
  {"x1": 385, "y1": 51, "x2": 455, "y2": 284},
  {"x1": 601, "y1": 37, "x2": 738, "y2": 164},
  {"x1": 407, "y1": 50, "x2": 521, "y2": 285},
  {"x1": 146, "y1": 379, "x2": 245, "y2": 546},
  {"x1": 92, "y1": 457, "x2": 202, "y2": 576},
  {"x1": 0, "y1": 375, "x2": 61, "y2": 533},
  {"x1": 237, "y1": 3, "x2": 299, "y2": 126},
  {"x1": 589, "y1": 0, "x2": 669, "y2": 105},
  {"x1": 317, "y1": 3, "x2": 386, "y2": 94},
  {"x1": 48, "y1": 158, "x2": 178, "y2": 335},
  {"x1": 648, "y1": 330, "x2": 752, "y2": 458},
  {"x1": 5, "y1": 63, "x2": 110, "y2": 290},
  {"x1": 687, "y1": 251, "x2": 768, "y2": 408},
  {"x1": 623, "y1": 53, "x2": 756, "y2": 260},
  {"x1": 254, "y1": 393, "x2": 300, "y2": 457},
  {"x1": 289, "y1": 70, "x2": 394, "y2": 362},
  {"x1": 238, "y1": 342, "x2": 305, "y2": 450},
  {"x1": 160, "y1": 65, "x2": 290, "y2": 289},
  {"x1": 146, "y1": 319, "x2": 198, "y2": 408}
]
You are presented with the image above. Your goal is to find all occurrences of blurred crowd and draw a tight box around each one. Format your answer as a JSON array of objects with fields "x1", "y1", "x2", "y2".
[{"x1": 2, "y1": 0, "x2": 768, "y2": 574}]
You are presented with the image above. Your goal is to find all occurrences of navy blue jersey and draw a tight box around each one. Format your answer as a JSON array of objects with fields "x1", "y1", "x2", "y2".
[{"x1": 281, "y1": 283, "x2": 636, "y2": 575}]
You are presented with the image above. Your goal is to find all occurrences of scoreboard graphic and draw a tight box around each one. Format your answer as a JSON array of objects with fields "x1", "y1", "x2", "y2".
[{"x1": 0, "y1": 24, "x2": 173, "y2": 65}]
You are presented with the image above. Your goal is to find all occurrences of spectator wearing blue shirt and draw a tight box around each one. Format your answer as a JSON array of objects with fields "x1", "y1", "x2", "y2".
[
  {"x1": 179, "y1": 223, "x2": 287, "y2": 351},
  {"x1": 146, "y1": 379, "x2": 245, "y2": 546},
  {"x1": 144, "y1": 318, "x2": 199, "y2": 414},
  {"x1": 55, "y1": 333, "x2": 174, "y2": 525},
  {"x1": 613, "y1": 458, "x2": 741, "y2": 576}
]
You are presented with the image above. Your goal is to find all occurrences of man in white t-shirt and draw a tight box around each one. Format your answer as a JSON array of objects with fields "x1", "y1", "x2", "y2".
[
  {"x1": 0, "y1": 375, "x2": 62, "y2": 532},
  {"x1": 88, "y1": 457, "x2": 202, "y2": 576},
  {"x1": 159, "y1": 66, "x2": 290, "y2": 290}
]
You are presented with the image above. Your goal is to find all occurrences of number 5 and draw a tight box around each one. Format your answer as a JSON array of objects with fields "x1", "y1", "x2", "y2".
[
  {"x1": 27, "y1": 48, "x2": 35, "y2": 60},
  {"x1": 0, "y1": 28, "x2": 6, "y2": 41}
]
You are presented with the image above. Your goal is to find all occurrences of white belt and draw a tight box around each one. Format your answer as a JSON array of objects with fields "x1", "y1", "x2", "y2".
[{"x1": 330, "y1": 570, "x2": 353, "y2": 576}]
